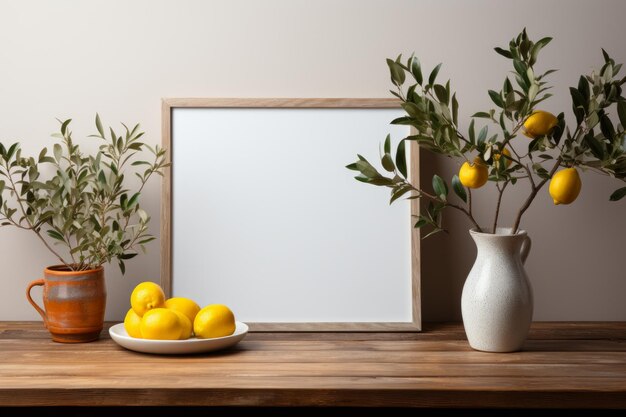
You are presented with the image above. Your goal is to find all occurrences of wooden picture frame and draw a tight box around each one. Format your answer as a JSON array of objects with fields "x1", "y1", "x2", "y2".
[{"x1": 161, "y1": 98, "x2": 420, "y2": 331}]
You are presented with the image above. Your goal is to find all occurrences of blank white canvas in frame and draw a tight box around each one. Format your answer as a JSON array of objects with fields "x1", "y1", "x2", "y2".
[{"x1": 171, "y1": 106, "x2": 413, "y2": 325}]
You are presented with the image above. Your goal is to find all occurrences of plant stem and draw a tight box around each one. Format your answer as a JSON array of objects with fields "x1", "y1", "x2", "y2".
[
  {"x1": 512, "y1": 157, "x2": 562, "y2": 233},
  {"x1": 492, "y1": 181, "x2": 508, "y2": 233},
  {"x1": 410, "y1": 184, "x2": 482, "y2": 232}
]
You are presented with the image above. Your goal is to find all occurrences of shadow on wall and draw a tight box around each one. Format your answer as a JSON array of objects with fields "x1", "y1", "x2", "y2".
[{"x1": 420, "y1": 150, "x2": 476, "y2": 322}]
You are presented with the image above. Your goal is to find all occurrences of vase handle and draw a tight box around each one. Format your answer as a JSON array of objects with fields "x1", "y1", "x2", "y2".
[
  {"x1": 26, "y1": 279, "x2": 48, "y2": 328},
  {"x1": 520, "y1": 235, "x2": 532, "y2": 264}
]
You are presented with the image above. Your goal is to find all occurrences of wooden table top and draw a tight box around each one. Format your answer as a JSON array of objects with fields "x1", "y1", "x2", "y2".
[{"x1": 1, "y1": 321, "x2": 625, "y2": 408}]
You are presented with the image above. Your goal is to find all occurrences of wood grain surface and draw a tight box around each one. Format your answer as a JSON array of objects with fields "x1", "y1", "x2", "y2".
[{"x1": 0, "y1": 322, "x2": 625, "y2": 408}]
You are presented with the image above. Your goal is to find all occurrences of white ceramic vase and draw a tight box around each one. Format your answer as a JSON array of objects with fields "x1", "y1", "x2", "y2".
[{"x1": 461, "y1": 227, "x2": 533, "y2": 353}]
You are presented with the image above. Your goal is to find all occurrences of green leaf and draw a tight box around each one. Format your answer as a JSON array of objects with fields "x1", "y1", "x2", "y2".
[
  {"x1": 365, "y1": 177, "x2": 395, "y2": 186},
  {"x1": 137, "y1": 209, "x2": 149, "y2": 223},
  {"x1": 578, "y1": 76, "x2": 590, "y2": 101},
  {"x1": 131, "y1": 160, "x2": 151, "y2": 166},
  {"x1": 386, "y1": 58, "x2": 406, "y2": 86},
  {"x1": 477, "y1": 125, "x2": 488, "y2": 145},
  {"x1": 120, "y1": 193, "x2": 128, "y2": 210},
  {"x1": 610, "y1": 187, "x2": 626, "y2": 201},
  {"x1": 46, "y1": 229, "x2": 65, "y2": 242},
  {"x1": 528, "y1": 83, "x2": 539, "y2": 102},
  {"x1": 410, "y1": 56, "x2": 423, "y2": 85},
  {"x1": 472, "y1": 112, "x2": 491, "y2": 119},
  {"x1": 389, "y1": 90, "x2": 402, "y2": 100},
  {"x1": 600, "y1": 114, "x2": 616, "y2": 139},
  {"x1": 38, "y1": 148, "x2": 47, "y2": 163},
  {"x1": 529, "y1": 37, "x2": 552, "y2": 66},
  {"x1": 127, "y1": 192, "x2": 140, "y2": 209},
  {"x1": 60, "y1": 119, "x2": 72, "y2": 135},
  {"x1": 53, "y1": 143, "x2": 63, "y2": 163},
  {"x1": 414, "y1": 218, "x2": 428, "y2": 228},
  {"x1": 356, "y1": 160, "x2": 380, "y2": 178},
  {"x1": 434, "y1": 84, "x2": 449, "y2": 105},
  {"x1": 401, "y1": 102, "x2": 422, "y2": 118},
  {"x1": 423, "y1": 228, "x2": 445, "y2": 239},
  {"x1": 345, "y1": 162, "x2": 359, "y2": 171},
  {"x1": 384, "y1": 134, "x2": 391, "y2": 154},
  {"x1": 138, "y1": 237, "x2": 157, "y2": 245},
  {"x1": 513, "y1": 59, "x2": 527, "y2": 77},
  {"x1": 428, "y1": 63, "x2": 442, "y2": 86},
  {"x1": 6, "y1": 143, "x2": 18, "y2": 161},
  {"x1": 381, "y1": 153, "x2": 395, "y2": 172},
  {"x1": 570, "y1": 87, "x2": 586, "y2": 124},
  {"x1": 488, "y1": 90, "x2": 504, "y2": 108},
  {"x1": 494, "y1": 47, "x2": 513, "y2": 59},
  {"x1": 451, "y1": 94, "x2": 459, "y2": 125},
  {"x1": 395, "y1": 140, "x2": 407, "y2": 178},
  {"x1": 390, "y1": 184, "x2": 412, "y2": 204},
  {"x1": 584, "y1": 132, "x2": 605, "y2": 159},
  {"x1": 95, "y1": 114, "x2": 105, "y2": 137},
  {"x1": 617, "y1": 101, "x2": 626, "y2": 128},
  {"x1": 451, "y1": 175, "x2": 467, "y2": 203},
  {"x1": 432, "y1": 175, "x2": 448, "y2": 199}
]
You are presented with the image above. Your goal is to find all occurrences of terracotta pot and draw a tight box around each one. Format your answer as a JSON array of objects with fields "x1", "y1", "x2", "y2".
[{"x1": 26, "y1": 265, "x2": 107, "y2": 343}]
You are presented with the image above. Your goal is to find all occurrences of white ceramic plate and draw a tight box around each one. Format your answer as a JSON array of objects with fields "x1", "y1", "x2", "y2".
[{"x1": 109, "y1": 321, "x2": 248, "y2": 355}]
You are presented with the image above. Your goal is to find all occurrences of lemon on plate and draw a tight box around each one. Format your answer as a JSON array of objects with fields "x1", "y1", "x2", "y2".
[
  {"x1": 172, "y1": 310, "x2": 193, "y2": 340},
  {"x1": 140, "y1": 308, "x2": 182, "y2": 340},
  {"x1": 459, "y1": 157, "x2": 488, "y2": 189},
  {"x1": 123, "y1": 308, "x2": 143, "y2": 338},
  {"x1": 523, "y1": 110, "x2": 558, "y2": 138},
  {"x1": 549, "y1": 167, "x2": 581, "y2": 205},
  {"x1": 194, "y1": 304, "x2": 236, "y2": 339},
  {"x1": 165, "y1": 297, "x2": 201, "y2": 325},
  {"x1": 130, "y1": 282, "x2": 165, "y2": 317}
]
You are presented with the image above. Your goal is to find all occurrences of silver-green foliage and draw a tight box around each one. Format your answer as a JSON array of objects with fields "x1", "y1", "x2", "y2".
[
  {"x1": 348, "y1": 29, "x2": 626, "y2": 237},
  {"x1": 0, "y1": 115, "x2": 169, "y2": 273}
]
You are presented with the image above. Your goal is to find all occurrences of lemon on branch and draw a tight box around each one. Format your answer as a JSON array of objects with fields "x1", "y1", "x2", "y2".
[
  {"x1": 459, "y1": 157, "x2": 489, "y2": 189},
  {"x1": 549, "y1": 168, "x2": 581, "y2": 205},
  {"x1": 523, "y1": 111, "x2": 558, "y2": 138}
]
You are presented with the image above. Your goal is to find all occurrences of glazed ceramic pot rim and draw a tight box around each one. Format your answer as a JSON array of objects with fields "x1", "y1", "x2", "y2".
[
  {"x1": 45, "y1": 265, "x2": 104, "y2": 276},
  {"x1": 469, "y1": 227, "x2": 527, "y2": 237}
]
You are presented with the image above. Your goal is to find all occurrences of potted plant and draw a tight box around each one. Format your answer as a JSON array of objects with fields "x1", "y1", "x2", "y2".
[
  {"x1": 347, "y1": 29, "x2": 625, "y2": 352},
  {"x1": 0, "y1": 115, "x2": 168, "y2": 342}
]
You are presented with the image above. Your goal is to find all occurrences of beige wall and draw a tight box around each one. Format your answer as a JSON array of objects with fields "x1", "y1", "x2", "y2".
[{"x1": 1, "y1": 0, "x2": 625, "y2": 322}]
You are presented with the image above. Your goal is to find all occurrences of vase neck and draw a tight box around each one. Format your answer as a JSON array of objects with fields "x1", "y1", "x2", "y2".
[{"x1": 469, "y1": 229, "x2": 528, "y2": 258}]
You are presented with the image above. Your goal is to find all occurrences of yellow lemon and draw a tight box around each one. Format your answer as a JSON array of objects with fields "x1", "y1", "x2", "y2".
[
  {"x1": 549, "y1": 168, "x2": 582, "y2": 205},
  {"x1": 140, "y1": 308, "x2": 183, "y2": 340},
  {"x1": 165, "y1": 297, "x2": 201, "y2": 324},
  {"x1": 194, "y1": 304, "x2": 236, "y2": 339},
  {"x1": 172, "y1": 310, "x2": 193, "y2": 340},
  {"x1": 123, "y1": 308, "x2": 143, "y2": 339},
  {"x1": 459, "y1": 157, "x2": 489, "y2": 189},
  {"x1": 494, "y1": 147, "x2": 512, "y2": 168},
  {"x1": 523, "y1": 111, "x2": 558, "y2": 138},
  {"x1": 130, "y1": 282, "x2": 165, "y2": 317}
]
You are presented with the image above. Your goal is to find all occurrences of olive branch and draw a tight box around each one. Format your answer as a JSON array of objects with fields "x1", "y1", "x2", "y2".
[{"x1": 348, "y1": 29, "x2": 626, "y2": 236}]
